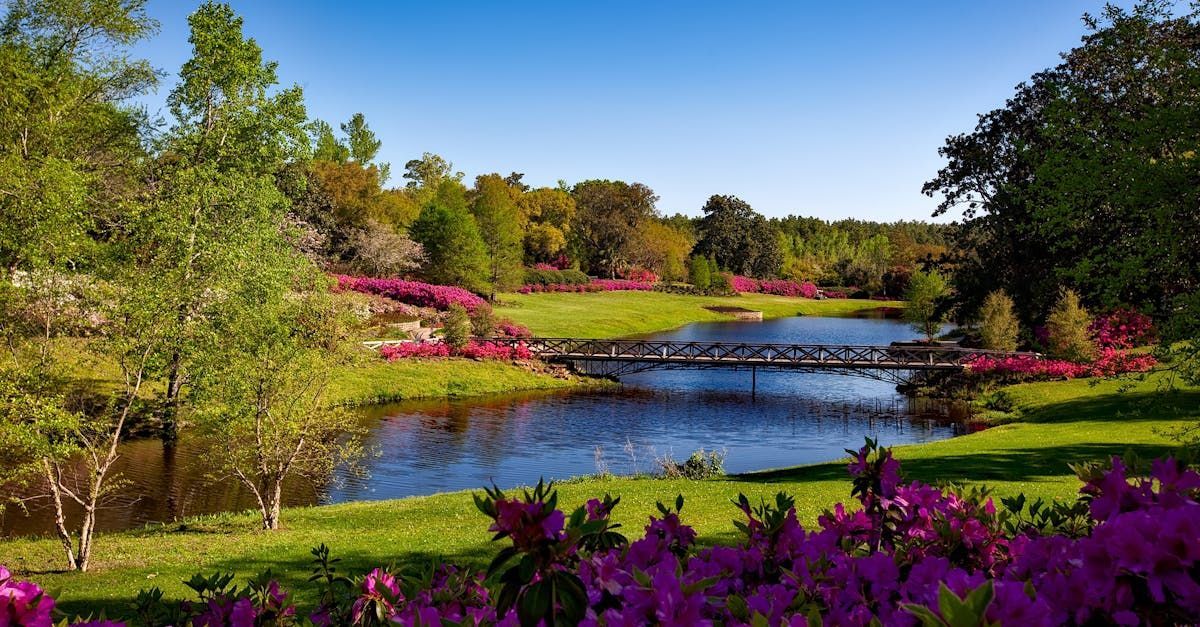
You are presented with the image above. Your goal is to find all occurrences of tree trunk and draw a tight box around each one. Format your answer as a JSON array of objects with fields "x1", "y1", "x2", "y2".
[
  {"x1": 42, "y1": 460, "x2": 76, "y2": 570},
  {"x1": 261, "y1": 479, "x2": 283, "y2": 530},
  {"x1": 76, "y1": 504, "x2": 95, "y2": 572}
]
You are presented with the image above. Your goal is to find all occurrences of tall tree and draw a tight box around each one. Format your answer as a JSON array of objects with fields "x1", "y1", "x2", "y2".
[
  {"x1": 518, "y1": 187, "x2": 576, "y2": 264},
  {"x1": 310, "y1": 119, "x2": 348, "y2": 163},
  {"x1": 341, "y1": 112, "x2": 381, "y2": 164},
  {"x1": 141, "y1": 0, "x2": 309, "y2": 441},
  {"x1": 904, "y1": 269, "x2": 950, "y2": 342},
  {"x1": 570, "y1": 179, "x2": 657, "y2": 278},
  {"x1": 694, "y1": 195, "x2": 781, "y2": 278},
  {"x1": 409, "y1": 180, "x2": 489, "y2": 292},
  {"x1": 470, "y1": 174, "x2": 524, "y2": 296},
  {"x1": 0, "y1": 0, "x2": 158, "y2": 571},
  {"x1": 925, "y1": 1, "x2": 1200, "y2": 326}
]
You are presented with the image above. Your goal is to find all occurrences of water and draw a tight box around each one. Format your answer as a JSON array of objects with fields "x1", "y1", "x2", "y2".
[{"x1": 2, "y1": 314, "x2": 966, "y2": 538}]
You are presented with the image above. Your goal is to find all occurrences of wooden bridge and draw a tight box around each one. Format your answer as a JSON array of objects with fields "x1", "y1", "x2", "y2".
[{"x1": 477, "y1": 337, "x2": 1036, "y2": 385}]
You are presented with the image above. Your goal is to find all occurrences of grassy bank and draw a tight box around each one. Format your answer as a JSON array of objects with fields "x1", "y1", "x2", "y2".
[
  {"x1": 4, "y1": 371, "x2": 1191, "y2": 614},
  {"x1": 326, "y1": 355, "x2": 589, "y2": 405},
  {"x1": 494, "y1": 291, "x2": 897, "y2": 337}
]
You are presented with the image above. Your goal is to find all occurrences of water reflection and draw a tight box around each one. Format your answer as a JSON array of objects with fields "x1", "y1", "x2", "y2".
[{"x1": 3, "y1": 315, "x2": 965, "y2": 537}]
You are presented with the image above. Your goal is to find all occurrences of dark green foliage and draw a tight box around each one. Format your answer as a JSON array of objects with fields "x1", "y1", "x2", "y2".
[
  {"x1": 688, "y1": 256, "x2": 711, "y2": 291},
  {"x1": 659, "y1": 448, "x2": 726, "y2": 479},
  {"x1": 470, "y1": 174, "x2": 525, "y2": 296},
  {"x1": 523, "y1": 268, "x2": 589, "y2": 286},
  {"x1": 570, "y1": 179, "x2": 658, "y2": 278},
  {"x1": 925, "y1": 1, "x2": 1200, "y2": 327},
  {"x1": 694, "y1": 195, "x2": 782, "y2": 279},
  {"x1": 409, "y1": 181, "x2": 491, "y2": 293}
]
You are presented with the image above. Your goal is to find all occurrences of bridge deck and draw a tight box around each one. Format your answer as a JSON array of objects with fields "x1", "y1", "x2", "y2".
[{"x1": 477, "y1": 337, "x2": 1035, "y2": 371}]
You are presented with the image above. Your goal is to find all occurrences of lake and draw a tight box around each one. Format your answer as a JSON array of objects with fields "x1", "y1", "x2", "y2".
[{"x1": 1, "y1": 314, "x2": 966, "y2": 537}]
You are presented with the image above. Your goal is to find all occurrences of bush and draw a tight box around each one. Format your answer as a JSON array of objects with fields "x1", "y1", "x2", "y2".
[
  {"x1": 522, "y1": 267, "x2": 590, "y2": 286},
  {"x1": 978, "y1": 289, "x2": 1020, "y2": 351},
  {"x1": 334, "y1": 275, "x2": 485, "y2": 311},
  {"x1": 657, "y1": 448, "x2": 726, "y2": 479},
  {"x1": 469, "y1": 302, "x2": 496, "y2": 338},
  {"x1": 708, "y1": 271, "x2": 734, "y2": 296},
  {"x1": 1091, "y1": 308, "x2": 1156, "y2": 348},
  {"x1": 1046, "y1": 288, "x2": 1096, "y2": 361},
  {"x1": 442, "y1": 303, "x2": 471, "y2": 350}
]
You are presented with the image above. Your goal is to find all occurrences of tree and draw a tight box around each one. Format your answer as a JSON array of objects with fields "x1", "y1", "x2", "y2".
[
  {"x1": 442, "y1": 303, "x2": 471, "y2": 349},
  {"x1": 347, "y1": 220, "x2": 424, "y2": 277},
  {"x1": 141, "y1": 1, "x2": 309, "y2": 441},
  {"x1": 518, "y1": 187, "x2": 576, "y2": 263},
  {"x1": 694, "y1": 195, "x2": 781, "y2": 278},
  {"x1": 924, "y1": 2, "x2": 1200, "y2": 326},
  {"x1": 310, "y1": 120, "x2": 349, "y2": 163},
  {"x1": 904, "y1": 269, "x2": 949, "y2": 342},
  {"x1": 403, "y1": 152, "x2": 462, "y2": 190},
  {"x1": 340, "y1": 112, "x2": 388, "y2": 183},
  {"x1": 0, "y1": 0, "x2": 158, "y2": 571},
  {"x1": 688, "y1": 255, "x2": 711, "y2": 291},
  {"x1": 571, "y1": 179, "x2": 657, "y2": 278},
  {"x1": 409, "y1": 180, "x2": 490, "y2": 292},
  {"x1": 1046, "y1": 288, "x2": 1096, "y2": 362},
  {"x1": 978, "y1": 290, "x2": 1020, "y2": 352},
  {"x1": 196, "y1": 272, "x2": 363, "y2": 530},
  {"x1": 629, "y1": 220, "x2": 694, "y2": 282},
  {"x1": 470, "y1": 174, "x2": 525, "y2": 297}
]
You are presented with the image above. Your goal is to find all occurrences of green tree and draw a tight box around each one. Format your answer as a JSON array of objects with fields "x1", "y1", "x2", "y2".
[
  {"x1": 978, "y1": 290, "x2": 1020, "y2": 352},
  {"x1": 694, "y1": 195, "x2": 782, "y2": 278},
  {"x1": 1046, "y1": 288, "x2": 1096, "y2": 362},
  {"x1": 140, "y1": 1, "x2": 309, "y2": 441},
  {"x1": 688, "y1": 255, "x2": 711, "y2": 291},
  {"x1": 904, "y1": 269, "x2": 949, "y2": 342},
  {"x1": 470, "y1": 174, "x2": 524, "y2": 297},
  {"x1": 195, "y1": 268, "x2": 363, "y2": 530},
  {"x1": 924, "y1": 2, "x2": 1200, "y2": 326},
  {"x1": 518, "y1": 187, "x2": 576, "y2": 263},
  {"x1": 571, "y1": 179, "x2": 657, "y2": 278},
  {"x1": 310, "y1": 119, "x2": 349, "y2": 162},
  {"x1": 409, "y1": 180, "x2": 490, "y2": 292},
  {"x1": 0, "y1": 0, "x2": 158, "y2": 571}
]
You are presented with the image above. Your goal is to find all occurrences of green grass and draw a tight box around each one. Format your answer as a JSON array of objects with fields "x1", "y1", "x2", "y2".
[
  {"x1": 3, "y1": 371, "x2": 1192, "y2": 614},
  {"x1": 494, "y1": 291, "x2": 898, "y2": 338},
  {"x1": 325, "y1": 354, "x2": 591, "y2": 405}
]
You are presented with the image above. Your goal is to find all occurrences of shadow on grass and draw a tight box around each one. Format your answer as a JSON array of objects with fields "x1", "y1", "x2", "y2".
[
  {"x1": 1015, "y1": 388, "x2": 1200, "y2": 424},
  {"x1": 738, "y1": 443, "x2": 1178, "y2": 488},
  {"x1": 54, "y1": 543, "x2": 501, "y2": 617}
]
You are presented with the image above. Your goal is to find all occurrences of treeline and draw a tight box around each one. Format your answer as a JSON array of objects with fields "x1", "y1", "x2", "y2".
[
  {"x1": 293, "y1": 139, "x2": 949, "y2": 297},
  {"x1": 923, "y1": 0, "x2": 1200, "y2": 365}
]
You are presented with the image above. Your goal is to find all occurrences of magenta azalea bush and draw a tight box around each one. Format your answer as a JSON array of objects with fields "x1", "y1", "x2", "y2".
[
  {"x1": 379, "y1": 340, "x2": 533, "y2": 362},
  {"x1": 495, "y1": 320, "x2": 532, "y2": 339},
  {"x1": 1090, "y1": 309, "x2": 1156, "y2": 349},
  {"x1": 732, "y1": 276, "x2": 819, "y2": 298},
  {"x1": 517, "y1": 279, "x2": 654, "y2": 294},
  {"x1": 967, "y1": 348, "x2": 1156, "y2": 380},
  {"x1": 334, "y1": 275, "x2": 486, "y2": 311},
  {"x1": 8, "y1": 443, "x2": 1199, "y2": 626}
]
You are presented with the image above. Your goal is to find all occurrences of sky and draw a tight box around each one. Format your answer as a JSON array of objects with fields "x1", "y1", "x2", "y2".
[{"x1": 130, "y1": 1, "x2": 1137, "y2": 221}]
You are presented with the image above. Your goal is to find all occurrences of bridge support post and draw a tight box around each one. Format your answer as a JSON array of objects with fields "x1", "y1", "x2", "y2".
[{"x1": 751, "y1": 366, "x2": 757, "y2": 398}]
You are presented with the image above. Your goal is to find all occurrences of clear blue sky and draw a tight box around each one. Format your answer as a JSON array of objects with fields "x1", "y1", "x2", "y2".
[{"x1": 131, "y1": 1, "x2": 1134, "y2": 221}]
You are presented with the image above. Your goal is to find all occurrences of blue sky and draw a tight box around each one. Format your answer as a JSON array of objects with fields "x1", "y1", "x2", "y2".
[{"x1": 132, "y1": 1, "x2": 1132, "y2": 221}]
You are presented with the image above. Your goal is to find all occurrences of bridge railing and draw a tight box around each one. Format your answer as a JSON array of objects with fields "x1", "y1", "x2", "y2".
[{"x1": 476, "y1": 337, "x2": 1039, "y2": 369}]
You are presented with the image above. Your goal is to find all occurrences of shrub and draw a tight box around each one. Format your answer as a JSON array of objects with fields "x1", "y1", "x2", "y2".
[
  {"x1": 978, "y1": 289, "x2": 1020, "y2": 351},
  {"x1": 731, "y1": 276, "x2": 819, "y2": 298},
  {"x1": 965, "y1": 347, "x2": 1156, "y2": 380},
  {"x1": 496, "y1": 319, "x2": 532, "y2": 339},
  {"x1": 522, "y1": 267, "x2": 590, "y2": 286},
  {"x1": 334, "y1": 275, "x2": 485, "y2": 311},
  {"x1": 1091, "y1": 308, "x2": 1156, "y2": 348},
  {"x1": 1046, "y1": 288, "x2": 1096, "y2": 361},
  {"x1": 517, "y1": 279, "x2": 653, "y2": 294},
  {"x1": 442, "y1": 303, "x2": 471, "y2": 350},
  {"x1": 658, "y1": 448, "x2": 726, "y2": 479},
  {"x1": 469, "y1": 302, "x2": 496, "y2": 338}
]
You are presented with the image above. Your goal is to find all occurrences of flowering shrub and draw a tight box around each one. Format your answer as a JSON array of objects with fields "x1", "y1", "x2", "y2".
[
  {"x1": 821, "y1": 289, "x2": 849, "y2": 299},
  {"x1": 517, "y1": 279, "x2": 654, "y2": 294},
  {"x1": 0, "y1": 566, "x2": 54, "y2": 627},
  {"x1": 1090, "y1": 308, "x2": 1156, "y2": 348},
  {"x1": 618, "y1": 267, "x2": 658, "y2": 283},
  {"x1": 6, "y1": 444, "x2": 1200, "y2": 625},
  {"x1": 495, "y1": 319, "x2": 532, "y2": 339},
  {"x1": 379, "y1": 340, "x2": 532, "y2": 362},
  {"x1": 731, "y1": 276, "x2": 819, "y2": 298},
  {"x1": 967, "y1": 347, "x2": 1156, "y2": 380},
  {"x1": 334, "y1": 275, "x2": 486, "y2": 311},
  {"x1": 523, "y1": 267, "x2": 591, "y2": 286}
]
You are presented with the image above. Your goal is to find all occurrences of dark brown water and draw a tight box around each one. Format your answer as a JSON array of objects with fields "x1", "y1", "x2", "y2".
[{"x1": 2, "y1": 316, "x2": 966, "y2": 538}]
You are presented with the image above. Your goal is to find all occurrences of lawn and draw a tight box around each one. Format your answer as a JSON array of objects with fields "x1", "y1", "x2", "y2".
[
  {"x1": 3, "y1": 370, "x2": 1192, "y2": 615},
  {"x1": 494, "y1": 291, "x2": 897, "y2": 338}
]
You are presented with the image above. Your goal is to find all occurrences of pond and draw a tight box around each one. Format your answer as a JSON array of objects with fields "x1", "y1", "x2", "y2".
[{"x1": 2, "y1": 314, "x2": 967, "y2": 538}]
